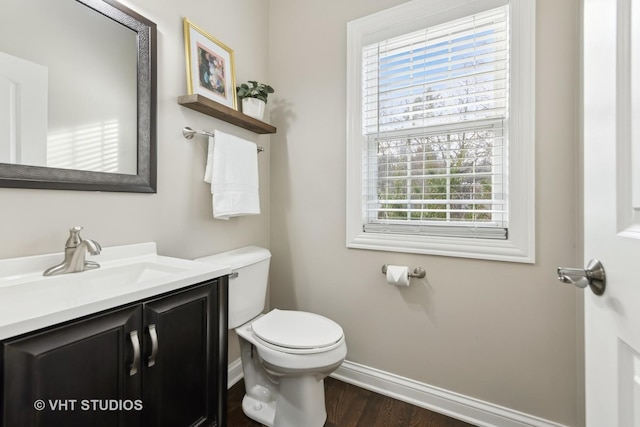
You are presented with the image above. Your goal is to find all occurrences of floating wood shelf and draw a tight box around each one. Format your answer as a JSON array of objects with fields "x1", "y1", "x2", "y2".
[{"x1": 178, "y1": 94, "x2": 277, "y2": 135}]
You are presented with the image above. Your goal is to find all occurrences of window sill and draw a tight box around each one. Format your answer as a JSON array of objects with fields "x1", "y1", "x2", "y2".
[{"x1": 347, "y1": 232, "x2": 534, "y2": 263}]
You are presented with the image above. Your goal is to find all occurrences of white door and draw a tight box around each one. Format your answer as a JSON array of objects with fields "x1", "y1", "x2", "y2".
[
  {"x1": 0, "y1": 51, "x2": 47, "y2": 166},
  {"x1": 582, "y1": 0, "x2": 640, "y2": 425}
]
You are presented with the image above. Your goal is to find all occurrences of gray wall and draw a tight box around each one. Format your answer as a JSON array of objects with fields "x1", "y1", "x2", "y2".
[{"x1": 268, "y1": 0, "x2": 582, "y2": 425}]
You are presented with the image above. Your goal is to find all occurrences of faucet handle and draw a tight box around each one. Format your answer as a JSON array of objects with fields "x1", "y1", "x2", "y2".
[{"x1": 66, "y1": 226, "x2": 84, "y2": 248}]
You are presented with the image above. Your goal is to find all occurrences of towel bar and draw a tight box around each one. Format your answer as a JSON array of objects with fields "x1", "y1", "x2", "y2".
[{"x1": 183, "y1": 127, "x2": 264, "y2": 153}]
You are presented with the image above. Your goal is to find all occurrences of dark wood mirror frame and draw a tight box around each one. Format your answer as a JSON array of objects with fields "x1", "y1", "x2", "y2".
[{"x1": 0, "y1": 0, "x2": 157, "y2": 193}]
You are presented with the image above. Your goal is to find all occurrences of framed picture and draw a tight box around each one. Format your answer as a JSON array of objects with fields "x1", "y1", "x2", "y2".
[{"x1": 183, "y1": 18, "x2": 237, "y2": 109}]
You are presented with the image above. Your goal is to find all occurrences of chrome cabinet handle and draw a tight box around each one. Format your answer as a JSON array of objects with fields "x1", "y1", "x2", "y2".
[
  {"x1": 147, "y1": 324, "x2": 158, "y2": 367},
  {"x1": 557, "y1": 259, "x2": 606, "y2": 296},
  {"x1": 129, "y1": 330, "x2": 141, "y2": 376}
]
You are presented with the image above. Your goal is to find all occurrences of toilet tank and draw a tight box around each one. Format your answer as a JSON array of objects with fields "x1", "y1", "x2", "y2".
[{"x1": 195, "y1": 246, "x2": 271, "y2": 329}]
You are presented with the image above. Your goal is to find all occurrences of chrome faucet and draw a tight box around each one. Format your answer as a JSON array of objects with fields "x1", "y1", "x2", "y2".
[{"x1": 43, "y1": 227, "x2": 102, "y2": 276}]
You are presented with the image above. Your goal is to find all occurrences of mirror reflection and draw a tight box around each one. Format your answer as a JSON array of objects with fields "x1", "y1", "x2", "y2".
[{"x1": 0, "y1": 0, "x2": 138, "y2": 175}]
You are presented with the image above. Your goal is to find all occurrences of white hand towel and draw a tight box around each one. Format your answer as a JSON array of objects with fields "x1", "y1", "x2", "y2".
[
  {"x1": 211, "y1": 130, "x2": 260, "y2": 220},
  {"x1": 204, "y1": 136, "x2": 214, "y2": 184}
]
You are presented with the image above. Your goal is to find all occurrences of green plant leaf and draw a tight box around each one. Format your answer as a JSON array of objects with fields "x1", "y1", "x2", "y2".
[{"x1": 235, "y1": 80, "x2": 275, "y2": 102}]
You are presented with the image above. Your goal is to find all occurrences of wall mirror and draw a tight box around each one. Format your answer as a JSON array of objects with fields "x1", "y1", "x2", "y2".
[{"x1": 0, "y1": 0, "x2": 156, "y2": 192}]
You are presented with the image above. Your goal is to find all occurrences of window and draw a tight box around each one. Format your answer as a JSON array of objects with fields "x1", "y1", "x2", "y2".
[{"x1": 346, "y1": 0, "x2": 535, "y2": 262}]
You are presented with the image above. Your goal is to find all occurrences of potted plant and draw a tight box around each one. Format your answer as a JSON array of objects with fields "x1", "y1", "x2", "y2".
[{"x1": 236, "y1": 80, "x2": 275, "y2": 121}]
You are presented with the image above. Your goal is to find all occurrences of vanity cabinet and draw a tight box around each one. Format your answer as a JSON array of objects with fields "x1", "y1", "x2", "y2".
[{"x1": 1, "y1": 278, "x2": 228, "y2": 427}]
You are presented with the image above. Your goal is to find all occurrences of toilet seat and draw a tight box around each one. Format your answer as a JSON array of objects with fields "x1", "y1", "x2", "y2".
[{"x1": 251, "y1": 309, "x2": 344, "y2": 354}]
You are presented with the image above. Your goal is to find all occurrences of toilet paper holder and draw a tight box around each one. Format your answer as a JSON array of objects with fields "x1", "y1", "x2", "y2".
[{"x1": 381, "y1": 264, "x2": 426, "y2": 279}]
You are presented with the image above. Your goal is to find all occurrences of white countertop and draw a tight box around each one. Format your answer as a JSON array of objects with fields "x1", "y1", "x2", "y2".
[{"x1": 0, "y1": 242, "x2": 230, "y2": 340}]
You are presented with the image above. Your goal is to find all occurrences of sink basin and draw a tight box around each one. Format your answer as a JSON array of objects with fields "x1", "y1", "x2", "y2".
[
  {"x1": 89, "y1": 261, "x2": 189, "y2": 284},
  {"x1": 0, "y1": 262, "x2": 188, "y2": 310},
  {"x1": 0, "y1": 242, "x2": 230, "y2": 340},
  {"x1": 4, "y1": 261, "x2": 188, "y2": 287}
]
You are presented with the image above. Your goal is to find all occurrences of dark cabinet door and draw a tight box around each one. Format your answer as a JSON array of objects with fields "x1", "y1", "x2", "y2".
[
  {"x1": 1, "y1": 277, "x2": 228, "y2": 427},
  {"x1": 1, "y1": 305, "x2": 143, "y2": 427},
  {"x1": 142, "y1": 280, "x2": 222, "y2": 427}
]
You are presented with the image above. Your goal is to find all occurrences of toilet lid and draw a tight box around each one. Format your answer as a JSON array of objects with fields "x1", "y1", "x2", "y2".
[{"x1": 251, "y1": 309, "x2": 343, "y2": 350}]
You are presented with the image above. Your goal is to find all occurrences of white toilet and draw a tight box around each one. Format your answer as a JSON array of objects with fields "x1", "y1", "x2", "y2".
[{"x1": 196, "y1": 246, "x2": 347, "y2": 427}]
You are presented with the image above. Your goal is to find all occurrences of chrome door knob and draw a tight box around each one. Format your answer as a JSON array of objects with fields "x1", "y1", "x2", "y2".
[{"x1": 557, "y1": 259, "x2": 606, "y2": 296}]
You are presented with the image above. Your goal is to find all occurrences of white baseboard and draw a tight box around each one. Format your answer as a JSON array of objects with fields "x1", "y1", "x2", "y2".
[
  {"x1": 227, "y1": 357, "x2": 243, "y2": 389},
  {"x1": 330, "y1": 360, "x2": 569, "y2": 427},
  {"x1": 227, "y1": 358, "x2": 568, "y2": 427}
]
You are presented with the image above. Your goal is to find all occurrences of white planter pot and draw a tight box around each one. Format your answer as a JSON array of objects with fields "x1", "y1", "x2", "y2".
[{"x1": 241, "y1": 98, "x2": 266, "y2": 121}]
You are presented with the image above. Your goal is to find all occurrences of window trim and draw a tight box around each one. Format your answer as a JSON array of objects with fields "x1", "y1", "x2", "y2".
[{"x1": 346, "y1": 0, "x2": 535, "y2": 263}]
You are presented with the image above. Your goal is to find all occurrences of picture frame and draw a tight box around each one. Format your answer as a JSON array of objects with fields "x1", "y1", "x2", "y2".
[{"x1": 183, "y1": 18, "x2": 237, "y2": 109}]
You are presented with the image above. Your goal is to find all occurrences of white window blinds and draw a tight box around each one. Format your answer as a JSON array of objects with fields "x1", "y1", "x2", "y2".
[{"x1": 361, "y1": 5, "x2": 509, "y2": 239}]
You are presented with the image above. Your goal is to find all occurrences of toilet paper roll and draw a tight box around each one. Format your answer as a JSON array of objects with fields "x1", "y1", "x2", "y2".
[{"x1": 386, "y1": 265, "x2": 410, "y2": 287}]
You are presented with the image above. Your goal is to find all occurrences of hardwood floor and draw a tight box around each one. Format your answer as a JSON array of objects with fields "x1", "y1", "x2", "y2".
[{"x1": 227, "y1": 377, "x2": 477, "y2": 427}]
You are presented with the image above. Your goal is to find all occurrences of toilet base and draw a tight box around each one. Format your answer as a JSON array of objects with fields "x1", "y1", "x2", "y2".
[
  {"x1": 242, "y1": 394, "x2": 276, "y2": 426},
  {"x1": 241, "y1": 375, "x2": 328, "y2": 427},
  {"x1": 273, "y1": 375, "x2": 327, "y2": 427}
]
